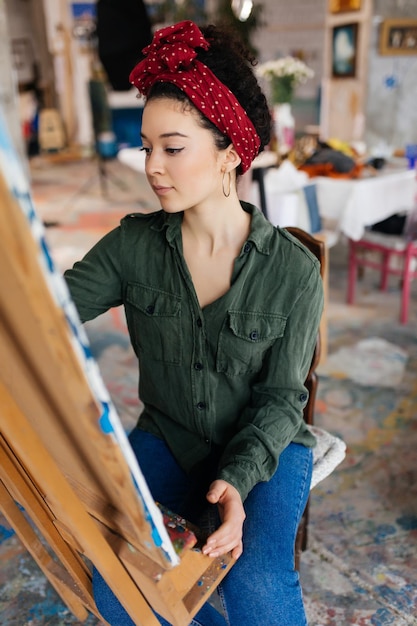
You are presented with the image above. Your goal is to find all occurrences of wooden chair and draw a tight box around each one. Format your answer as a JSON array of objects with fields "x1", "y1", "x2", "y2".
[
  {"x1": 286, "y1": 227, "x2": 345, "y2": 569},
  {"x1": 347, "y1": 232, "x2": 417, "y2": 324}
]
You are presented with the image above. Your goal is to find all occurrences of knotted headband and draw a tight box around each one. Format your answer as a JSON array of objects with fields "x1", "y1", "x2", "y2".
[{"x1": 129, "y1": 20, "x2": 260, "y2": 173}]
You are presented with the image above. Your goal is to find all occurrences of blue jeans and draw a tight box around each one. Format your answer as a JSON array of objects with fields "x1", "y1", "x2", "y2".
[{"x1": 93, "y1": 430, "x2": 312, "y2": 626}]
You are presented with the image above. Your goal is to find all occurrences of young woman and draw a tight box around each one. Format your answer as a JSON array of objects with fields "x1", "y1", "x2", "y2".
[{"x1": 65, "y1": 20, "x2": 323, "y2": 626}]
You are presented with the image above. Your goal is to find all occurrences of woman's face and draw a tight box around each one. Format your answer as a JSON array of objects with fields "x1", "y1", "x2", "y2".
[{"x1": 140, "y1": 97, "x2": 228, "y2": 213}]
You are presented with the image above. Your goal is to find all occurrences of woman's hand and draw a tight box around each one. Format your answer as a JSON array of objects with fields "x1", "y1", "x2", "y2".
[{"x1": 202, "y1": 480, "x2": 246, "y2": 560}]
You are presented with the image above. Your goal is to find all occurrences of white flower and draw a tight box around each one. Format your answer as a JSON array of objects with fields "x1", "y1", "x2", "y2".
[{"x1": 257, "y1": 56, "x2": 314, "y2": 86}]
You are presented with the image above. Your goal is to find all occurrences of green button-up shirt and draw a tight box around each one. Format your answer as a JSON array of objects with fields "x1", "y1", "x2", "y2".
[{"x1": 65, "y1": 203, "x2": 323, "y2": 501}]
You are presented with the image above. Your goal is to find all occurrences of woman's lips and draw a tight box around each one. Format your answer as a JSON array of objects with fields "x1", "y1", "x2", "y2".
[{"x1": 153, "y1": 185, "x2": 172, "y2": 196}]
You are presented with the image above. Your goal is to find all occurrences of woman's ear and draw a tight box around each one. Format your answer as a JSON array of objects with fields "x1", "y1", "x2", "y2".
[{"x1": 222, "y1": 144, "x2": 242, "y2": 172}]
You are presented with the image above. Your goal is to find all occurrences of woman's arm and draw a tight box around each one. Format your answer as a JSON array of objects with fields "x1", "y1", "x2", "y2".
[
  {"x1": 64, "y1": 227, "x2": 123, "y2": 322},
  {"x1": 217, "y1": 262, "x2": 324, "y2": 503}
]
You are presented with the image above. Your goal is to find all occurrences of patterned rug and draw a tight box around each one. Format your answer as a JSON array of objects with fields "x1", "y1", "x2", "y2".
[{"x1": 300, "y1": 243, "x2": 417, "y2": 626}]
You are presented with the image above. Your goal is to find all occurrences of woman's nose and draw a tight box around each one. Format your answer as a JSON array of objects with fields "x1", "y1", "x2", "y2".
[{"x1": 145, "y1": 150, "x2": 164, "y2": 175}]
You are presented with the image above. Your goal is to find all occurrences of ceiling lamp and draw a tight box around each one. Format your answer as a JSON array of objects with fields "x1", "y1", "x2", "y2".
[{"x1": 231, "y1": 0, "x2": 254, "y2": 22}]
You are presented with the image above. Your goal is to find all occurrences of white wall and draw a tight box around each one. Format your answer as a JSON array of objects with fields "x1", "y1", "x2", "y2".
[
  {"x1": 251, "y1": 0, "x2": 417, "y2": 151},
  {"x1": 365, "y1": 1, "x2": 417, "y2": 152},
  {"x1": 251, "y1": 0, "x2": 326, "y2": 101}
]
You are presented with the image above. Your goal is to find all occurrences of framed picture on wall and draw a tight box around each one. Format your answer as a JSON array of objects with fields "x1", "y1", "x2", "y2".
[
  {"x1": 332, "y1": 23, "x2": 359, "y2": 77},
  {"x1": 379, "y1": 19, "x2": 417, "y2": 55},
  {"x1": 329, "y1": 0, "x2": 361, "y2": 13}
]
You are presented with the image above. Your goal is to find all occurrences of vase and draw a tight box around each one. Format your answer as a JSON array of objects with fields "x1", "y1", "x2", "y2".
[
  {"x1": 273, "y1": 103, "x2": 295, "y2": 156},
  {"x1": 271, "y1": 76, "x2": 294, "y2": 106}
]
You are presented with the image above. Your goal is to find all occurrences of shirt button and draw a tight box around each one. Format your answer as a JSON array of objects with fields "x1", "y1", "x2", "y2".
[
  {"x1": 146, "y1": 304, "x2": 155, "y2": 315},
  {"x1": 299, "y1": 393, "x2": 308, "y2": 403},
  {"x1": 196, "y1": 402, "x2": 206, "y2": 410},
  {"x1": 197, "y1": 318, "x2": 202, "y2": 327},
  {"x1": 243, "y1": 242, "x2": 252, "y2": 253},
  {"x1": 249, "y1": 330, "x2": 259, "y2": 341},
  {"x1": 194, "y1": 362, "x2": 203, "y2": 371}
]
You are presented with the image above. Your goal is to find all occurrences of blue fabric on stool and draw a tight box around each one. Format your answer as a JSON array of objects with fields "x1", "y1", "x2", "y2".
[{"x1": 303, "y1": 183, "x2": 322, "y2": 233}]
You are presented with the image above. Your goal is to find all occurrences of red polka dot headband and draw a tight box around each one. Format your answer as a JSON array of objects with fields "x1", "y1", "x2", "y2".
[{"x1": 129, "y1": 20, "x2": 260, "y2": 173}]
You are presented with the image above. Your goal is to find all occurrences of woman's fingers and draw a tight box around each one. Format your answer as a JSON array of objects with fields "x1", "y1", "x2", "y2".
[{"x1": 202, "y1": 480, "x2": 245, "y2": 558}]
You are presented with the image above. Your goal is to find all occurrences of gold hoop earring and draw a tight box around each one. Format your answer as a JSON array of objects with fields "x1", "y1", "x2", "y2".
[{"x1": 222, "y1": 171, "x2": 231, "y2": 198}]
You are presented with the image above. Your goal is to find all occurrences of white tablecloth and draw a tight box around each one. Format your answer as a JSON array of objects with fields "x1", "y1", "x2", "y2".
[{"x1": 315, "y1": 167, "x2": 416, "y2": 241}]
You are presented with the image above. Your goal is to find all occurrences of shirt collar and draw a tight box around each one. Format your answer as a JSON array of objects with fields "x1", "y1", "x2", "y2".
[
  {"x1": 154, "y1": 202, "x2": 274, "y2": 254},
  {"x1": 241, "y1": 201, "x2": 274, "y2": 255}
]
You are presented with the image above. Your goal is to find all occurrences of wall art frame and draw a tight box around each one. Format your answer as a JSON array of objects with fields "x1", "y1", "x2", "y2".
[
  {"x1": 379, "y1": 18, "x2": 417, "y2": 56},
  {"x1": 331, "y1": 22, "x2": 359, "y2": 78}
]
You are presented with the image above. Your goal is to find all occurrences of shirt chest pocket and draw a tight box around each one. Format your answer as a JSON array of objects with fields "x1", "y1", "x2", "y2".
[
  {"x1": 216, "y1": 310, "x2": 286, "y2": 377},
  {"x1": 125, "y1": 283, "x2": 182, "y2": 365}
]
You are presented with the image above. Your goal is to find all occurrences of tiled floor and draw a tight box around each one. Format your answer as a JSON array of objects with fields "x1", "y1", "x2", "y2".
[{"x1": 1, "y1": 153, "x2": 417, "y2": 625}]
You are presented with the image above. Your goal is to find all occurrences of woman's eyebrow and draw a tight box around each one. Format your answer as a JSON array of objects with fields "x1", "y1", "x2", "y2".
[{"x1": 140, "y1": 131, "x2": 189, "y2": 140}]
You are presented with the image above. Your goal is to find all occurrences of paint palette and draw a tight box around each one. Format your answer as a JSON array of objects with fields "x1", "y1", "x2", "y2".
[{"x1": 157, "y1": 503, "x2": 198, "y2": 555}]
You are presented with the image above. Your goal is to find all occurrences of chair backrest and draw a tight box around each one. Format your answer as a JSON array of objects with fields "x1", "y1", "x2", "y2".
[
  {"x1": 285, "y1": 226, "x2": 326, "y2": 568},
  {"x1": 286, "y1": 226, "x2": 325, "y2": 425}
]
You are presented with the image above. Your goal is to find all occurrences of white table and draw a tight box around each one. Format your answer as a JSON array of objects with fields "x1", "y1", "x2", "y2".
[
  {"x1": 261, "y1": 160, "x2": 416, "y2": 241},
  {"x1": 315, "y1": 165, "x2": 416, "y2": 241}
]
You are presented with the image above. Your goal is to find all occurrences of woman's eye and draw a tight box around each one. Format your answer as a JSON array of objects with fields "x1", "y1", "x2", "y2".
[{"x1": 139, "y1": 146, "x2": 184, "y2": 156}]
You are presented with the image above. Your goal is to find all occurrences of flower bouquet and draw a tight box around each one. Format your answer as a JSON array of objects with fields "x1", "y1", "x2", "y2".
[{"x1": 257, "y1": 56, "x2": 314, "y2": 104}]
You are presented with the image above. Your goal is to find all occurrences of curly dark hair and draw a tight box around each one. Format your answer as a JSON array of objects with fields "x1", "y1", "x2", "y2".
[{"x1": 146, "y1": 23, "x2": 272, "y2": 175}]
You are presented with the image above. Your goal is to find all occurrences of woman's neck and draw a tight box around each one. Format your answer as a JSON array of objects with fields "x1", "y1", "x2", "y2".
[
  {"x1": 181, "y1": 195, "x2": 250, "y2": 257},
  {"x1": 180, "y1": 195, "x2": 252, "y2": 308}
]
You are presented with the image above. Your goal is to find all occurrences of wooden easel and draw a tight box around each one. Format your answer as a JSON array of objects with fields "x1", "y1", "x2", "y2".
[{"x1": 0, "y1": 118, "x2": 233, "y2": 625}]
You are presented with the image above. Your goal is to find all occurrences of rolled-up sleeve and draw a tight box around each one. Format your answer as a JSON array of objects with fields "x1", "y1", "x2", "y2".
[{"x1": 217, "y1": 261, "x2": 323, "y2": 502}]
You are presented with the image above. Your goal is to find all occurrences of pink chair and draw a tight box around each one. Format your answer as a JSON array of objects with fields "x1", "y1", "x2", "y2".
[{"x1": 347, "y1": 231, "x2": 417, "y2": 324}]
